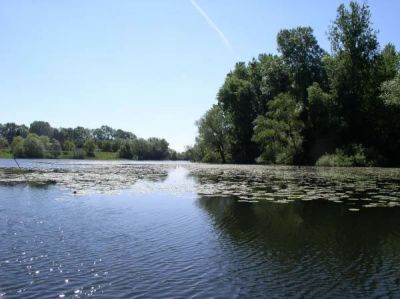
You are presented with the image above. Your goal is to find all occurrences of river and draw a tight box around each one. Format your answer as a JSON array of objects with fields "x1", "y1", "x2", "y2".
[{"x1": 1, "y1": 159, "x2": 400, "y2": 298}]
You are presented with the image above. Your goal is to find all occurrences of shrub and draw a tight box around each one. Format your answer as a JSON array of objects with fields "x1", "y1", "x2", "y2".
[
  {"x1": 0, "y1": 138, "x2": 8, "y2": 148},
  {"x1": 83, "y1": 139, "x2": 96, "y2": 157},
  {"x1": 49, "y1": 139, "x2": 62, "y2": 158},
  {"x1": 316, "y1": 145, "x2": 374, "y2": 167},
  {"x1": 63, "y1": 140, "x2": 75, "y2": 152},
  {"x1": 12, "y1": 136, "x2": 25, "y2": 158},
  {"x1": 316, "y1": 150, "x2": 353, "y2": 167},
  {"x1": 72, "y1": 149, "x2": 86, "y2": 159},
  {"x1": 118, "y1": 141, "x2": 134, "y2": 159},
  {"x1": 22, "y1": 134, "x2": 45, "y2": 158}
]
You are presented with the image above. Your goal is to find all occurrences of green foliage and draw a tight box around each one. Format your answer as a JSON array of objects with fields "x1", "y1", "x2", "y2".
[
  {"x1": 98, "y1": 140, "x2": 113, "y2": 152},
  {"x1": 72, "y1": 127, "x2": 91, "y2": 148},
  {"x1": 117, "y1": 138, "x2": 170, "y2": 160},
  {"x1": 93, "y1": 125, "x2": 115, "y2": 141},
  {"x1": 258, "y1": 55, "x2": 292, "y2": 112},
  {"x1": 380, "y1": 75, "x2": 400, "y2": 106},
  {"x1": 93, "y1": 151, "x2": 119, "y2": 160},
  {"x1": 0, "y1": 138, "x2": 8, "y2": 148},
  {"x1": 0, "y1": 123, "x2": 28, "y2": 144},
  {"x1": 11, "y1": 136, "x2": 25, "y2": 158},
  {"x1": 328, "y1": 1, "x2": 380, "y2": 144},
  {"x1": 379, "y1": 44, "x2": 400, "y2": 81},
  {"x1": 315, "y1": 150, "x2": 353, "y2": 167},
  {"x1": 192, "y1": 1, "x2": 400, "y2": 167},
  {"x1": 277, "y1": 26, "x2": 326, "y2": 101},
  {"x1": 48, "y1": 139, "x2": 62, "y2": 158},
  {"x1": 0, "y1": 148, "x2": 12, "y2": 159},
  {"x1": 145, "y1": 138, "x2": 169, "y2": 160},
  {"x1": 0, "y1": 120, "x2": 172, "y2": 161},
  {"x1": 217, "y1": 62, "x2": 259, "y2": 163},
  {"x1": 83, "y1": 139, "x2": 96, "y2": 157},
  {"x1": 316, "y1": 145, "x2": 372, "y2": 167},
  {"x1": 72, "y1": 149, "x2": 86, "y2": 159},
  {"x1": 253, "y1": 93, "x2": 304, "y2": 164},
  {"x1": 29, "y1": 121, "x2": 53, "y2": 137},
  {"x1": 118, "y1": 141, "x2": 135, "y2": 159},
  {"x1": 196, "y1": 105, "x2": 230, "y2": 163},
  {"x1": 63, "y1": 140, "x2": 76, "y2": 152},
  {"x1": 19, "y1": 134, "x2": 45, "y2": 158}
]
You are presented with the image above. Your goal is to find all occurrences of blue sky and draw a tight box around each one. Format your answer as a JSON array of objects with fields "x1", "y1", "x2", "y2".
[{"x1": 0, "y1": 1, "x2": 399, "y2": 151}]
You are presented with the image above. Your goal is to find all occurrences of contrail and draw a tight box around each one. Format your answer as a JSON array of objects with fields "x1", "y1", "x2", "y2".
[{"x1": 189, "y1": 0, "x2": 233, "y2": 53}]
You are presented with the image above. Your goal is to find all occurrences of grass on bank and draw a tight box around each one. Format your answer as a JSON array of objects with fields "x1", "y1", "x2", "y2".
[
  {"x1": 58, "y1": 151, "x2": 119, "y2": 160},
  {"x1": 0, "y1": 147, "x2": 120, "y2": 160},
  {"x1": 0, "y1": 148, "x2": 12, "y2": 159}
]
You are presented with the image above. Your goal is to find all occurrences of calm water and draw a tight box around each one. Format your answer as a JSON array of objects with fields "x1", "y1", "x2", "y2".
[{"x1": 1, "y1": 160, "x2": 400, "y2": 298}]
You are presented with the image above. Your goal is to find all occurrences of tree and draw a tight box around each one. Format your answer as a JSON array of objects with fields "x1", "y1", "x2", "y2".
[
  {"x1": 133, "y1": 138, "x2": 150, "y2": 160},
  {"x1": 58, "y1": 128, "x2": 74, "y2": 145},
  {"x1": 277, "y1": 26, "x2": 326, "y2": 102},
  {"x1": 39, "y1": 135, "x2": 51, "y2": 151},
  {"x1": 83, "y1": 139, "x2": 96, "y2": 157},
  {"x1": 218, "y1": 62, "x2": 259, "y2": 163},
  {"x1": 328, "y1": 1, "x2": 380, "y2": 144},
  {"x1": 196, "y1": 105, "x2": 230, "y2": 163},
  {"x1": 118, "y1": 141, "x2": 135, "y2": 159},
  {"x1": 253, "y1": 93, "x2": 304, "y2": 164},
  {"x1": 259, "y1": 55, "x2": 292, "y2": 109},
  {"x1": 49, "y1": 139, "x2": 62, "y2": 158},
  {"x1": 146, "y1": 138, "x2": 169, "y2": 160},
  {"x1": 93, "y1": 125, "x2": 115, "y2": 141},
  {"x1": 306, "y1": 83, "x2": 343, "y2": 161},
  {"x1": 1, "y1": 123, "x2": 28, "y2": 144},
  {"x1": 29, "y1": 121, "x2": 54, "y2": 137},
  {"x1": 380, "y1": 75, "x2": 400, "y2": 106},
  {"x1": 73, "y1": 127, "x2": 91, "y2": 148},
  {"x1": 378, "y1": 44, "x2": 399, "y2": 82},
  {"x1": 0, "y1": 138, "x2": 8, "y2": 149},
  {"x1": 115, "y1": 129, "x2": 136, "y2": 140},
  {"x1": 111, "y1": 138, "x2": 124, "y2": 152},
  {"x1": 22, "y1": 134, "x2": 45, "y2": 158},
  {"x1": 99, "y1": 140, "x2": 113, "y2": 152},
  {"x1": 63, "y1": 140, "x2": 76, "y2": 152},
  {"x1": 11, "y1": 136, "x2": 24, "y2": 158}
]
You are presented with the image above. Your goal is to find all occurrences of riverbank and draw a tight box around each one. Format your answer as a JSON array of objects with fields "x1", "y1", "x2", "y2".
[{"x1": 0, "y1": 148, "x2": 119, "y2": 160}]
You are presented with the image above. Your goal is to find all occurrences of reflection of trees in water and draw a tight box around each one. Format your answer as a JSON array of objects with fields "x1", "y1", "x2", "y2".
[{"x1": 196, "y1": 195, "x2": 400, "y2": 291}]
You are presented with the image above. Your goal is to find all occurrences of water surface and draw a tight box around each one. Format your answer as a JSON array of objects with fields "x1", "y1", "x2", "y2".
[{"x1": 1, "y1": 159, "x2": 400, "y2": 298}]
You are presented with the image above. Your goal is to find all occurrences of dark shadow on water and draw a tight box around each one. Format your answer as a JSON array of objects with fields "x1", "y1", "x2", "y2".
[{"x1": 196, "y1": 195, "x2": 400, "y2": 297}]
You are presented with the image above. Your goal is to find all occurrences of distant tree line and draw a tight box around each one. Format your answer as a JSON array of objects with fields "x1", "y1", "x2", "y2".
[
  {"x1": 0, "y1": 121, "x2": 178, "y2": 160},
  {"x1": 186, "y1": 1, "x2": 400, "y2": 166}
]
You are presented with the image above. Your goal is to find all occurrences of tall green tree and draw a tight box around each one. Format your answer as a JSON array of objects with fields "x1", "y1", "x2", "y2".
[
  {"x1": 328, "y1": 1, "x2": 380, "y2": 145},
  {"x1": 258, "y1": 55, "x2": 292, "y2": 113},
  {"x1": 29, "y1": 121, "x2": 54, "y2": 138},
  {"x1": 93, "y1": 125, "x2": 115, "y2": 141},
  {"x1": 277, "y1": 26, "x2": 327, "y2": 102},
  {"x1": 1, "y1": 123, "x2": 28, "y2": 144},
  {"x1": 22, "y1": 134, "x2": 45, "y2": 158},
  {"x1": 218, "y1": 62, "x2": 259, "y2": 163},
  {"x1": 63, "y1": 140, "x2": 76, "y2": 152},
  {"x1": 196, "y1": 105, "x2": 230, "y2": 163},
  {"x1": 83, "y1": 139, "x2": 96, "y2": 157},
  {"x1": 253, "y1": 93, "x2": 304, "y2": 164}
]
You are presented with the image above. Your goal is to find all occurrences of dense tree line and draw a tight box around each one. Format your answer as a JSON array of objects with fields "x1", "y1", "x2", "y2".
[
  {"x1": 0, "y1": 121, "x2": 177, "y2": 160},
  {"x1": 188, "y1": 2, "x2": 400, "y2": 166}
]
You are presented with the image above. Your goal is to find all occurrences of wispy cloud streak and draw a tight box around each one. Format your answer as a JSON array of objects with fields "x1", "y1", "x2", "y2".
[{"x1": 189, "y1": 0, "x2": 233, "y2": 53}]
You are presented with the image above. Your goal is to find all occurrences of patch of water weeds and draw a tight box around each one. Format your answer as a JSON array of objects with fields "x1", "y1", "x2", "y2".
[
  {"x1": 187, "y1": 164, "x2": 400, "y2": 210},
  {"x1": 1, "y1": 162, "x2": 400, "y2": 210}
]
